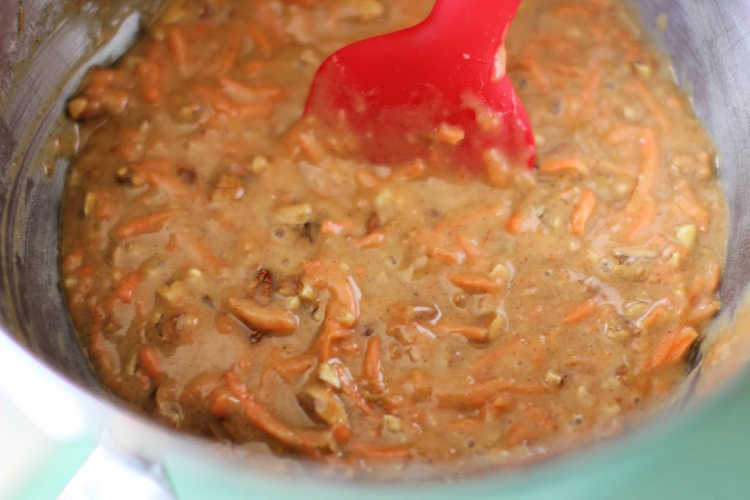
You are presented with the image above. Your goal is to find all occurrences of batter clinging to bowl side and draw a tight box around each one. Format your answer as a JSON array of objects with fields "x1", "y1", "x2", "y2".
[{"x1": 59, "y1": 0, "x2": 727, "y2": 464}]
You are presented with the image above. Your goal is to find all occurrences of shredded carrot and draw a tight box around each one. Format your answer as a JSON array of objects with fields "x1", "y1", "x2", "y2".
[
  {"x1": 438, "y1": 378, "x2": 545, "y2": 408},
  {"x1": 138, "y1": 346, "x2": 164, "y2": 382},
  {"x1": 273, "y1": 354, "x2": 316, "y2": 382},
  {"x1": 457, "y1": 235, "x2": 480, "y2": 258},
  {"x1": 688, "y1": 263, "x2": 722, "y2": 301},
  {"x1": 503, "y1": 407, "x2": 556, "y2": 447},
  {"x1": 675, "y1": 179, "x2": 710, "y2": 230},
  {"x1": 356, "y1": 232, "x2": 385, "y2": 249},
  {"x1": 649, "y1": 326, "x2": 698, "y2": 369},
  {"x1": 332, "y1": 422, "x2": 352, "y2": 444},
  {"x1": 114, "y1": 269, "x2": 144, "y2": 304},
  {"x1": 166, "y1": 26, "x2": 188, "y2": 72},
  {"x1": 303, "y1": 260, "x2": 361, "y2": 322},
  {"x1": 219, "y1": 78, "x2": 286, "y2": 104},
  {"x1": 363, "y1": 336, "x2": 386, "y2": 393},
  {"x1": 225, "y1": 372, "x2": 329, "y2": 451},
  {"x1": 207, "y1": 387, "x2": 237, "y2": 418},
  {"x1": 348, "y1": 443, "x2": 412, "y2": 460},
  {"x1": 470, "y1": 338, "x2": 521, "y2": 377},
  {"x1": 228, "y1": 297, "x2": 299, "y2": 334},
  {"x1": 132, "y1": 167, "x2": 192, "y2": 197},
  {"x1": 506, "y1": 212, "x2": 522, "y2": 234},
  {"x1": 686, "y1": 299, "x2": 721, "y2": 325},
  {"x1": 331, "y1": 362, "x2": 374, "y2": 416},
  {"x1": 318, "y1": 314, "x2": 351, "y2": 362},
  {"x1": 638, "y1": 299, "x2": 669, "y2": 330},
  {"x1": 539, "y1": 158, "x2": 589, "y2": 176},
  {"x1": 243, "y1": 59, "x2": 269, "y2": 76},
  {"x1": 608, "y1": 126, "x2": 660, "y2": 242},
  {"x1": 217, "y1": 31, "x2": 241, "y2": 76},
  {"x1": 571, "y1": 189, "x2": 597, "y2": 237},
  {"x1": 136, "y1": 60, "x2": 162, "y2": 103},
  {"x1": 114, "y1": 209, "x2": 180, "y2": 240},
  {"x1": 626, "y1": 81, "x2": 669, "y2": 129},
  {"x1": 624, "y1": 200, "x2": 655, "y2": 242},
  {"x1": 247, "y1": 24, "x2": 273, "y2": 58},
  {"x1": 563, "y1": 298, "x2": 597, "y2": 324},
  {"x1": 297, "y1": 131, "x2": 325, "y2": 163},
  {"x1": 449, "y1": 274, "x2": 502, "y2": 294},
  {"x1": 579, "y1": 67, "x2": 603, "y2": 116},
  {"x1": 176, "y1": 232, "x2": 224, "y2": 274},
  {"x1": 430, "y1": 247, "x2": 465, "y2": 265},
  {"x1": 236, "y1": 102, "x2": 276, "y2": 119},
  {"x1": 435, "y1": 323, "x2": 489, "y2": 343},
  {"x1": 193, "y1": 85, "x2": 234, "y2": 114},
  {"x1": 508, "y1": 59, "x2": 550, "y2": 91},
  {"x1": 394, "y1": 159, "x2": 427, "y2": 181}
]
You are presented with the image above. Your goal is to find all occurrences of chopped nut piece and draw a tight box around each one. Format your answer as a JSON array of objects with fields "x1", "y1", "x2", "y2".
[
  {"x1": 483, "y1": 148, "x2": 511, "y2": 188},
  {"x1": 276, "y1": 203, "x2": 313, "y2": 225},
  {"x1": 668, "y1": 252, "x2": 682, "y2": 268},
  {"x1": 298, "y1": 385, "x2": 348, "y2": 427},
  {"x1": 338, "y1": 311, "x2": 356, "y2": 327},
  {"x1": 632, "y1": 61, "x2": 652, "y2": 78},
  {"x1": 318, "y1": 362, "x2": 341, "y2": 389},
  {"x1": 613, "y1": 247, "x2": 658, "y2": 260},
  {"x1": 299, "y1": 48, "x2": 320, "y2": 66},
  {"x1": 487, "y1": 312, "x2": 506, "y2": 341},
  {"x1": 611, "y1": 263, "x2": 647, "y2": 281},
  {"x1": 251, "y1": 155, "x2": 269, "y2": 174},
  {"x1": 177, "y1": 167, "x2": 197, "y2": 184},
  {"x1": 340, "y1": 0, "x2": 384, "y2": 21},
  {"x1": 115, "y1": 167, "x2": 131, "y2": 183},
  {"x1": 605, "y1": 326, "x2": 632, "y2": 341},
  {"x1": 312, "y1": 307, "x2": 324, "y2": 322},
  {"x1": 83, "y1": 192, "x2": 96, "y2": 216},
  {"x1": 622, "y1": 105, "x2": 641, "y2": 121},
  {"x1": 577, "y1": 385, "x2": 591, "y2": 401},
  {"x1": 383, "y1": 414, "x2": 404, "y2": 432},
  {"x1": 366, "y1": 212, "x2": 381, "y2": 233},
  {"x1": 676, "y1": 224, "x2": 698, "y2": 250},
  {"x1": 436, "y1": 123, "x2": 465, "y2": 145},
  {"x1": 285, "y1": 296, "x2": 301, "y2": 311},
  {"x1": 252, "y1": 268, "x2": 274, "y2": 305},
  {"x1": 374, "y1": 189, "x2": 395, "y2": 223},
  {"x1": 624, "y1": 301, "x2": 648, "y2": 319},
  {"x1": 68, "y1": 97, "x2": 89, "y2": 119},
  {"x1": 211, "y1": 174, "x2": 245, "y2": 201},
  {"x1": 176, "y1": 104, "x2": 202, "y2": 123},
  {"x1": 158, "y1": 280, "x2": 188, "y2": 305},
  {"x1": 489, "y1": 263, "x2": 510, "y2": 280},
  {"x1": 545, "y1": 370, "x2": 564, "y2": 387},
  {"x1": 603, "y1": 403, "x2": 622, "y2": 415},
  {"x1": 299, "y1": 283, "x2": 316, "y2": 300}
]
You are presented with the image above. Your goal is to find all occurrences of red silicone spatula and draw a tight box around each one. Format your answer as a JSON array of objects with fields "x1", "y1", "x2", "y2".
[{"x1": 304, "y1": 0, "x2": 536, "y2": 172}]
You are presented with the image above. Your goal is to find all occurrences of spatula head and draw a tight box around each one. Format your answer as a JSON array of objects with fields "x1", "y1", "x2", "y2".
[{"x1": 305, "y1": 0, "x2": 536, "y2": 172}]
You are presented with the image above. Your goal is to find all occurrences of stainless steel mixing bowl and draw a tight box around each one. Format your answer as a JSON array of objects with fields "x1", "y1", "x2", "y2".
[{"x1": 2, "y1": 1, "x2": 750, "y2": 498}]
